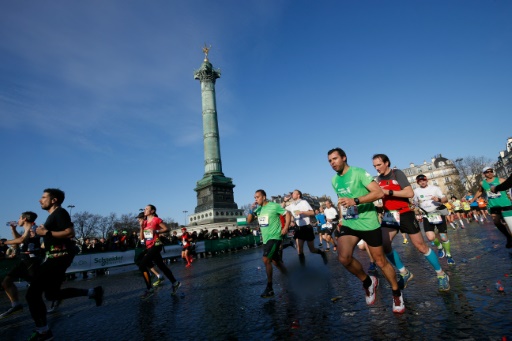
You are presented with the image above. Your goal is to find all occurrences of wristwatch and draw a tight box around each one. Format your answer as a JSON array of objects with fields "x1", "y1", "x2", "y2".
[
  {"x1": 389, "y1": 190, "x2": 394, "y2": 196},
  {"x1": 354, "y1": 198, "x2": 360, "y2": 205}
]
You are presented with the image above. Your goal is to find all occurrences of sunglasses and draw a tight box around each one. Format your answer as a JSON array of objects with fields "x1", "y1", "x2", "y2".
[{"x1": 484, "y1": 170, "x2": 494, "y2": 174}]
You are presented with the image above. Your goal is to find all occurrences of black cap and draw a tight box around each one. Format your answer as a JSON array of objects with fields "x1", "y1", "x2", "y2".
[{"x1": 416, "y1": 174, "x2": 427, "y2": 182}]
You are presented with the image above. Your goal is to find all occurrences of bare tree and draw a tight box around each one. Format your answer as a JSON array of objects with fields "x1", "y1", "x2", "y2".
[
  {"x1": 453, "y1": 156, "x2": 493, "y2": 194},
  {"x1": 73, "y1": 211, "x2": 97, "y2": 240},
  {"x1": 114, "y1": 213, "x2": 139, "y2": 235},
  {"x1": 98, "y1": 212, "x2": 118, "y2": 239}
]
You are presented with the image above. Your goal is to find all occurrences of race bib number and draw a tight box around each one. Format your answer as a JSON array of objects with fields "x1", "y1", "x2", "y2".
[
  {"x1": 143, "y1": 229, "x2": 154, "y2": 240},
  {"x1": 383, "y1": 210, "x2": 400, "y2": 227},
  {"x1": 426, "y1": 213, "x2": 442, "y2": 225},
  {"x1": 258, "y1": 216, "x2": 269, "y2": 227},
  {"x1": 342, "y1": 206, "x2": 359, "y2": 220},
  {"x1": 487, "y1": 190, "x2": 501, "y2": 199}
]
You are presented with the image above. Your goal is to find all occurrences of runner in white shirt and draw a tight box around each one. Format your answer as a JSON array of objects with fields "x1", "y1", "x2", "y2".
[
  {"x1": 322, "y1": 200, "x2": 339, "y2": 252},
  {"x1": 283, "y1": 190, "x2": 328, "y2": 266},
  {"x1": 413, "y1": 174, "x2": 455, "y2": 269}
]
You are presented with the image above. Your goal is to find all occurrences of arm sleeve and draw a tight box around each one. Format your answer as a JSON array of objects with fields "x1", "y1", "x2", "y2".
[{"x1": 494, "y1": 174, "x2": 512, "y2": 192}]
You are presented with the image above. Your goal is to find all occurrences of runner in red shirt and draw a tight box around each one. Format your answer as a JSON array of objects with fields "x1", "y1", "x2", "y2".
[
  {"x1": 373, "y1": 154, "x2": 450, "y2": 292},
  {"x1": 138, "y1": 204, "x2": 181, "y2": 299},
  {"x1": 180, "y1": 227, "x2": 193, "y2": 268}
]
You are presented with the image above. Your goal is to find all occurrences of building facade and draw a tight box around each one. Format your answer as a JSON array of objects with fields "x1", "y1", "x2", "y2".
[
  {"x1": 400, "y1": 154, "x2": 460, "y2": 196},
  {"x1": 494, "y1": 137, "x2": 512, "y2": 179}
]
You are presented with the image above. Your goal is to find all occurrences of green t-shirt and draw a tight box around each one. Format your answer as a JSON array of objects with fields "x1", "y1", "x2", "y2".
[
  {"x1": 482, "y1": 177, "x2": 511, "y2": 208},
  {"x1": 254, "y1": 202, "x2": 286, "y2": 243},
  {"x1": 331, "y1": 166, "x2": 380, "y2": 231}
]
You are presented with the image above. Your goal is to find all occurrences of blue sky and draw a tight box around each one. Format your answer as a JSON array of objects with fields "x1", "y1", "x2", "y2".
[{"x1": 1, "y1": 1, "x2": 511, "y2": 236}]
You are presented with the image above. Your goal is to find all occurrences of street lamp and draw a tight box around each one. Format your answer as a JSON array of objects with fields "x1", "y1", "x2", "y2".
[
  {"x1": 67, "y1": 205, "x2": 75, "y2": 216},
  {"x1": 183, "y1": 210, "x2": 188, "y2": 226}
]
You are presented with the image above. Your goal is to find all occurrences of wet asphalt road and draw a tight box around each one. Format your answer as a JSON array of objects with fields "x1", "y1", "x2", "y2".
[{"x1": 1, "y1": 219, "x2": 511, "y2": 340}]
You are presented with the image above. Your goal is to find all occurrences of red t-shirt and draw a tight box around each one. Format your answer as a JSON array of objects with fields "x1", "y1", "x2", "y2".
[
  {"x1": 181, "y1": 232, "x2": 190, "y2": 249},
  {"x1": 143, "y1": 217, "x2": 163, "y2": 248},
  {"x1": 377, "y1": 169, "x2": 411, "y2": 213}
]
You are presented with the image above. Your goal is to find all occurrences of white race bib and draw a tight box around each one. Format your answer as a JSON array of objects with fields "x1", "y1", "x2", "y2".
[
  {"x1": 143, "y1": 229, "x2": 154, "y2": 240},
  {"x1": 487, "y1": 190, "x2": 501, "y2": 199},
  {"x1": 342, "y1": 206, "x2": 359, "y2": 220},
  {"x1": 258, "y1": 216, "x2": 269, "y2": 227},
  {"x1": 382, "y1": 210, "x2": 400, "y2": 226},
  {"x1": 426, "y1": 213, "x2": 442, "y2": 225}
]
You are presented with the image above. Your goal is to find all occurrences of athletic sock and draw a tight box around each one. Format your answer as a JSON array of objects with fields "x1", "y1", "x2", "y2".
[
  {"x1": 441, "y1": 240, "x2": 451, "y2": 256},
  {"x1": 424, "y1": 248, "x2": 441, "y2": 272},
  {"x1": 433, "y1": 238, "x2": 442, "y2": 249},
  {"x1": 386, "y1": 250, "x2": 405, "y2": 273},
  {"x1": 362, "y1": 275, "x2": 372, "y2": 289}
]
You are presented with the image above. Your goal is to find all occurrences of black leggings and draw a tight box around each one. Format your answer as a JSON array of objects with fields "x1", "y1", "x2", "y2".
[
  {"x1": 26, "y1": 255, "x2": 88, "y2": 327},
  {"x1": 138, "y1": 245, "x2": 176, "y2": 289}
]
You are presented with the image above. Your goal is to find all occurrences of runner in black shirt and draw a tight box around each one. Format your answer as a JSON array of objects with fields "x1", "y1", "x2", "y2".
[{"x1": 26, "y1": 188, "x2": 104, "y2": 341}]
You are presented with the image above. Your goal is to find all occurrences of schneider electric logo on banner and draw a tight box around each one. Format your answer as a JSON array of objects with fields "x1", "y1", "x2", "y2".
[{"x1": 94, "y1": 255, "x2": 124, "y2": 267}]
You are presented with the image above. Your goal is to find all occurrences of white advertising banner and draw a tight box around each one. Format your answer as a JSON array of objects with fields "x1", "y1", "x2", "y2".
[{"x1": 66, "y1": 241, "x2": 205, "y2": 273}]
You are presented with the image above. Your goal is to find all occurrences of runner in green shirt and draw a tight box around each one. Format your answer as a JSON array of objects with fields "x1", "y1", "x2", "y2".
[
  {"x1": 328, "y1": 148, "x2": 404, "y2": 314},
  {"x1": 471, "y1": 166, "x2": 512, "y2": 248},
  {"x1": 247, "y1": 189, "x2": 291, "y2": 298}
]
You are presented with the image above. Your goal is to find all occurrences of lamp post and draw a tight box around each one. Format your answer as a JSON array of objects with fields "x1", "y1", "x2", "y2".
[
  {"x1": 183, "y1": 211, "x2": 188, "y2": 226},
  {"x1": 67, "y1": 205, "x2": 75, "y2": 216}
]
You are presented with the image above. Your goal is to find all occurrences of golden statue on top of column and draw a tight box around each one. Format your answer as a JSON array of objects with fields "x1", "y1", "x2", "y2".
[{"x1": 203, "y1": 44, "x2": 211, "y2": 61}]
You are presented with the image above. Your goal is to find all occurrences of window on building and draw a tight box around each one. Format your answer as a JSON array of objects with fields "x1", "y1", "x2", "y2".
[
  {"x1": 439, "y1": 161, "x2": 445, "y2": 166},
  {"x1": 445, "y1": 177, "x2": 450, "y2": 183},
  {"x1": 433, "y1": 180, "x2": 438, "y2": 185},
  {"x1": 428, "y1": 165, "x2": 432, "y2": 170}
]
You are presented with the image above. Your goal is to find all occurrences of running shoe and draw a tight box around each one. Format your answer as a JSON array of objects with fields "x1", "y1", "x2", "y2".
[
  {"x1": 171, "y1": 281, "x2": 181, "y2": 296},
  {"x1": 141, "y1": 288, "x2": 155, "y2": 299},
  {"x1": 27, "y1": 329, "x2": 54, "y2": 341},
  {"x1": 93, "y1": 286, "x2": 104, "y2": 306},
  {"x1": 260, "y1": 287, "x2": 274, "y2": 298},
  {"x1": 438, "y1": 274, "x2": 450, "y2": 291},
  {"x1": 0, "y1": 304, "x2": 22, "y2": 319},
  {"x1": 47, "y1": 300, "x2": 61, "y2": 313},
  {"x1": 460, "y1": 225, "x2": 465, "y2": 229},
  {"x1": 320, "y1": 250, "x2": 328, "y2": 265},
  {"x1": 447, "y1": 257, "x2": 455, "y2": 265},
  {"x1": 152, "y1": 278, "x2": 164, "y2": 287},
  {"x1": 397, "y1": 270, "x2": 414, "y2": 290},
  {"x1": 364, "y1": 276, "x2": 378, "y2": 305},
  {"x1": 437, "y1": 249, "x2": 446, "y2": 258},
  {"x1": 326, "y1": 247, "x2": 330, "y2": 252},
  {"x1": 392, "y1": 293, "x2": 405, "y2": 314},
  {"x1": 185, "y1": 263, "x2": 191, "y2": 268},
  {"x1": 318, "y1": 243, "x2": 323, "y2": 247},
  {"x1": 367, "y1": 262, "x2": 377, "y2": 272}
]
